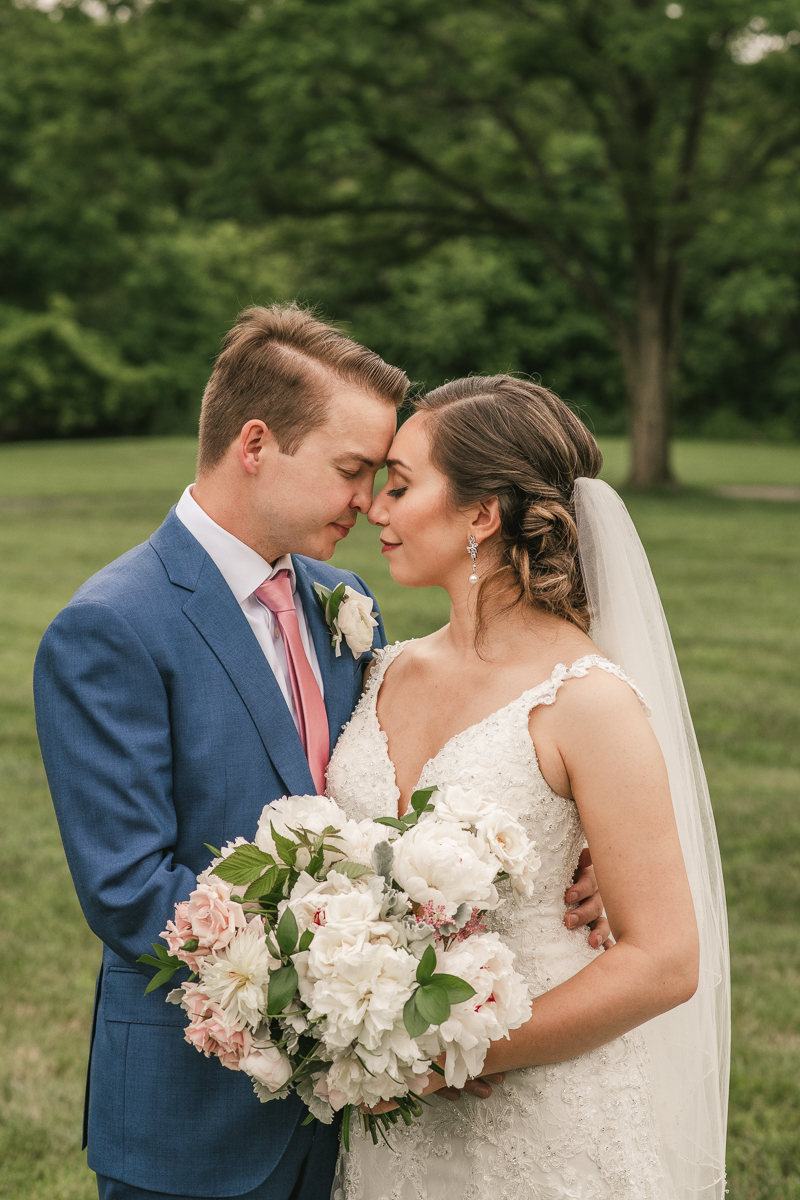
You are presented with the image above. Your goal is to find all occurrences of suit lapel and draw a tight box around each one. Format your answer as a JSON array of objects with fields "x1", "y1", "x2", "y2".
[
  {"x1": 151, "y1": 514, "x2": 315, "y2": 797},
  {"x1": 293, "y1": 558, "x2": 362, "y2": 753}
]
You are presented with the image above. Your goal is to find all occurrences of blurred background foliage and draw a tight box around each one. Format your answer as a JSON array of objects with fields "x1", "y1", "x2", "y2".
[{"x1": 1, "y1": 0, "x2": 799, "y2": 448}]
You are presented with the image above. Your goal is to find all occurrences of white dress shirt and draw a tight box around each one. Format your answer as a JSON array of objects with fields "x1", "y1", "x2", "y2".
[{"x1": 175, "y1": 485, "x2": 324, "y2": 732}]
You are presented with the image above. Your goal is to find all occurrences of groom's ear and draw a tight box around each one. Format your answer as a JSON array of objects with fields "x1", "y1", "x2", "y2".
[{"x1": 238, "y1": 419, "x2": 279, "y2": 475}]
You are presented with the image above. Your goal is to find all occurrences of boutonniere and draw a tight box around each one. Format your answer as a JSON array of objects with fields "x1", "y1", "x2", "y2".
[{"x1": 313, "y1": 582, "x2": 379, "y2": 658}]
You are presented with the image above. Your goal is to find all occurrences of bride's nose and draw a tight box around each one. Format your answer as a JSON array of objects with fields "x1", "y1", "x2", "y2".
[{"x1": 367, "y1": 489, "x2": 389, "y2": 526}]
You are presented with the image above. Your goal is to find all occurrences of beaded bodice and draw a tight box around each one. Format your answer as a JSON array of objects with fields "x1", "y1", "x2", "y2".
[{"x1": 327, "y1": 642, "x2": 666, "y2": 1200}]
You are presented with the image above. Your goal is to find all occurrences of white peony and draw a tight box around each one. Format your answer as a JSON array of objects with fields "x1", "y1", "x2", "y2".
[
  {"x1": 199, "y1": 919, "x2": 279, "y2": 1031},
  {"x1": 304, "y1": 938, "x2": 418, "y2": 1052},
  {"x1": 254, "y1": 795, "x2": 347, "y2": 869},
  {"x1": 333, "y1": 587, "x2": 378, "y2": 658},
  {"x1": 281, "y1": 870, "x2": 367, "y2": 935},
  {"x1": 321, "y1": 1043, "x2": 429, "y2": 1109},
  {"x1": 391, "y1": 820, "x2": 500, "y2": 916},
  {"x1": 241, "y1": 1041, "x2": 293, "y2": 1093},
  {"x1": 417, "y1": 933, "x2": 531, "y2": 1087},
  {"x1": 474, "y1": 809, "x2": 541, "y2": 900},
  {"x1": 333, "y1": 816, "x2": 391, "y2": 867}
]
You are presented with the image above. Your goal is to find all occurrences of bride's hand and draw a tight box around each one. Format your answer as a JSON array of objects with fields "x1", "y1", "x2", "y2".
[{"x1": 362, "y1": 1069, "x2": 506, "y2": 1115}]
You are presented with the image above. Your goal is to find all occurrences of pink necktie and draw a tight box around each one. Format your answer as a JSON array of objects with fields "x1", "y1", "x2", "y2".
[{"x1": 254, "y1": 570, "x2": 329, "y2": 795}]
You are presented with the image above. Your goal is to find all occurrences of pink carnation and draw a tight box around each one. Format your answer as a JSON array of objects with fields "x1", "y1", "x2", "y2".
[{"x1": 181, "y1": 985, "x2": 253, "y2": 1071}]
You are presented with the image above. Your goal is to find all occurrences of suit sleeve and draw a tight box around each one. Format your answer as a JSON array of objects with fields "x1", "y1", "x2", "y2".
[
  {"x1": 351, "y1": 572, "x2": 388, "y2": 650},
  {"x1": 34, "y1": 601, "x2": 197, "y2": 972}
]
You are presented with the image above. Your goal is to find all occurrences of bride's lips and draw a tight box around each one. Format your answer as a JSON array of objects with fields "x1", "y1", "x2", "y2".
[{"x1": 380, "y1": 539, "x2": 402, "y2": 555}]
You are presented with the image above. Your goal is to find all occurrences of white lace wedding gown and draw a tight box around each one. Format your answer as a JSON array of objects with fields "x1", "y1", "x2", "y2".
[{"x1": 326, "y1": 642, "x2": 668, "y2": 1200}]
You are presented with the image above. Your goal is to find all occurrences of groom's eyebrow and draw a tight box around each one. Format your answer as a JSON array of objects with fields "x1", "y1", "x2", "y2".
[{"x1": 336, "y1": 453, "x2": 377, "y2": 467}]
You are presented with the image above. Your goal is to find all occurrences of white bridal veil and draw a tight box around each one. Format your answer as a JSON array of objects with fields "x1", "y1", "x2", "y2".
[{"x1": 573, "y1": 478, "x2": 730, "y2": 1200}]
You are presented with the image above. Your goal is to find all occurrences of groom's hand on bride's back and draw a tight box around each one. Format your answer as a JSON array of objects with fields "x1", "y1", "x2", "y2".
[{"x1": 564, "y1": 847, "x2": 613, "y2": 950}]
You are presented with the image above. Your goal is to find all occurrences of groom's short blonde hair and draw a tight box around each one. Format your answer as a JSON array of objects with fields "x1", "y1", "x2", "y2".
[{"x1": 197, "y1": 303, "x2": 408, "y2": 471}]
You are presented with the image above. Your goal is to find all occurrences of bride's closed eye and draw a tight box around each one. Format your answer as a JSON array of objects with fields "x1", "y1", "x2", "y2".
[{"x1": 387, "y1": 487, "x2": 408, "y2": 498}]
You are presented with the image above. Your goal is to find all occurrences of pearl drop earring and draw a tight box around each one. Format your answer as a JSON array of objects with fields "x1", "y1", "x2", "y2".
[{"x1": 467, "y1": 535, "x2": 479, "y2": 584}]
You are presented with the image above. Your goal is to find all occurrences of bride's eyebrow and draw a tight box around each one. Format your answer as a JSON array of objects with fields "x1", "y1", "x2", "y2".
[{"x1": 386, "y1": 457, "x2": 412, "y2": 472}]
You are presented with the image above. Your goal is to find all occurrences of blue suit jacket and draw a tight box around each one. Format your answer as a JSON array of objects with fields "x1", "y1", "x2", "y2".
[{"x1": 33, "y1": 509, "x2": 386, "y2": 1196}]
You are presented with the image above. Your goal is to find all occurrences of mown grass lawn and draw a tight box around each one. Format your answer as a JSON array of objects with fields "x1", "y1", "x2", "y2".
[{"x1": 1, "y1": 436, "x2": 798, "y2": 1199}]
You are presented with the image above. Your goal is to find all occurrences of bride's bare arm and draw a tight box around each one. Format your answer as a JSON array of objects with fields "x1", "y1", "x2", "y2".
[{"x1": 479, "y1": 669, "x2": 699, "y2": 1075}]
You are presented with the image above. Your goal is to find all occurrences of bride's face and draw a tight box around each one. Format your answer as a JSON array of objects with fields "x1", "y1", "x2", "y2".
[{"x1": 368, "y1": 414, "x2": 473, "y2": 590}]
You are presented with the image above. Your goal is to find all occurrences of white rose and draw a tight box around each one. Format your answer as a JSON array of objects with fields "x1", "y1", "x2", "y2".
[
  {"x1": 254, "y1": 794, "x2": 347, "y2": 869},
  {"x1": 391, "y1": 821, "x2": 500, "y2": 916},
  {"x1": 474, "y1": 810, "x2": 541, "y2": 900},
  {"x1": 429, "y1": 786, "x2": 497, "y2": 830},
  {"x1": 333, "y1": 587, "x2": 378, "y2": 658},
  {"x1": 241, "y1": 1042, "x2": 293, "y2": 1093},
  {"x1": 199, "y1": 920, "x2": 279, "y2": 1031}
]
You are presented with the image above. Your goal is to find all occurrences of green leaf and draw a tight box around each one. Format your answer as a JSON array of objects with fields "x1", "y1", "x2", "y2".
[
  {"x1": 276, "y1": 906, "x2": 299, "y2": 957},
  {"x1": 243, "y1": 865, "x2": 281, "y2": 901},
  {"x1": 137, "y1": 954, "x2": 166, "y2": 969},
  {"x1": 342, "y1": 1103, "x2": 353, "y2": 1152},
  {"x1": 402, "y1": 992, "x2": 430, "y2": 1038},
  {"x1": 298, "y1": 928, "x2": 314, "y2": 952},
  {"x1": 414, "y1": 985, "x2": 451, "y2": 1026},
  {"x1": 327, "y1": 581, "x2": 346, "y2": 625},
  {"x1": 313, "y1": 582, "x2": 332, "y2": 614},
  {"x1": 270, "y1": 824, "x2": 298, "y2": 867},
  {"x1": 430, "y1": 974, "x2": 477, "y2": 1004},
  {"x1": 373, "y1": 816, "x2": 406, "y2": 831},
  {"x1": 211, "y1": 843, "x2": 273, "y2": 885},
  {"x1": 416, "y1": 944, "x2": 436, "y2": 985},
  {"x1": 410, "y1": 786, "x2": 438, "y2": 814},
  {"x1": 329, "y1": 860, "x2": 373, "y2": 879},
  {"x1": 204, "y1": 843, "x2": 222, "y2": 857},
  {"x1": 267, "y1": 964, "x2": 299, "y2": 1015},
  {"x1": 144, "y1": 965, "x2": 179, "y2": 994}
]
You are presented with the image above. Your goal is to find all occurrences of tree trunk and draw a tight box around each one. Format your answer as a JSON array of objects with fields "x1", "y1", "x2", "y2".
[{"x1": 619, "y1": 285, "x2": 679, "y2": 488}]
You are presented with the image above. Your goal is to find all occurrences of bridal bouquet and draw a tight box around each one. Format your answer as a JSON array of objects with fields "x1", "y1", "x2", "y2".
[{"x1": 140, "y1": 786, "x2": 539, "y2": 1146}]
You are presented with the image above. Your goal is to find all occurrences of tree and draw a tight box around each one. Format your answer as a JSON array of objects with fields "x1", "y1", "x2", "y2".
[{"x1": 191, "y1": 0, "x2": 800, "y2": 484}]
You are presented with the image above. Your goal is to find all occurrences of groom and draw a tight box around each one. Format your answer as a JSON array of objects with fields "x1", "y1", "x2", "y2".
[{"x1": 34, "y1": 304, "x2": 608, "y2": 1200}]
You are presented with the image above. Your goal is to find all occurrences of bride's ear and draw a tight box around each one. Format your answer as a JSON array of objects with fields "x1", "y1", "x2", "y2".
[{"x1": 470, "y1": 497, "x2": 501, "y2": 543}]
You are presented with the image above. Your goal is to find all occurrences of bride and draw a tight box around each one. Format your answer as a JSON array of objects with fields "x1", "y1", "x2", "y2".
[{"x1": 326, "y1": 375, "x2": 729, "y2": 1199}]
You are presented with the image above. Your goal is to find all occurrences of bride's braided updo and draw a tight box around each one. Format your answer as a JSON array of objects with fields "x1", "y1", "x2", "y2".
[{"x1": 415, "y1": 375, "x2": 602, "y2": 634}]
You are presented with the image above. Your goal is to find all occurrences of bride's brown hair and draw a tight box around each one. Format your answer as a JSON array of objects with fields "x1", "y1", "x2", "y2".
[{"x1": 415, "y1": 375, "x2": 602, "y2": 636}]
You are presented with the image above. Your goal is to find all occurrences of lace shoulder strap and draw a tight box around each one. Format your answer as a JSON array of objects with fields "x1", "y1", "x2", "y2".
[
  {"x1": 554, "y1": 654, "x2": 651, "y2": 715},
  {"x1": 362, "y1": 640, "x2": 409, "y2": 703}
]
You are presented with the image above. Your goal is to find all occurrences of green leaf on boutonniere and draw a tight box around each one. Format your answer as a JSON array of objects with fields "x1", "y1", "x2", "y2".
[{"x1": 326, "y1": 582, "x2": 346, "y2": 625}]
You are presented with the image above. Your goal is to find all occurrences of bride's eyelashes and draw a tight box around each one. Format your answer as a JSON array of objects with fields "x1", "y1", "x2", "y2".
[{"x1": 387, "y1": 487, "x2": 408, "y2": 498}]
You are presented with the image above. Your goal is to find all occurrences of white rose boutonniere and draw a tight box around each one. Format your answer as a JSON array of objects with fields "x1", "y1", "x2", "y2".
[{"x1": 313, "y1": 582, "x2": 378, "y2": 658}]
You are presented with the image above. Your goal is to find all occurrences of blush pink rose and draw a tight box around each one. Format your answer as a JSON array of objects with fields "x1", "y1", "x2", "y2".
[
  {"x1": 161, "y1": 903, "x2": 208, "y2": 973},
  {"x1": 182, "y1": 986, "x2": 253, "y2": 1070},
  {"x1": 186, "y1": 882, "x2": 247, "y2": 953}
]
